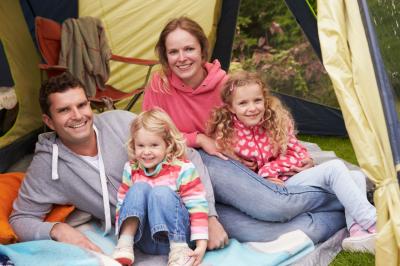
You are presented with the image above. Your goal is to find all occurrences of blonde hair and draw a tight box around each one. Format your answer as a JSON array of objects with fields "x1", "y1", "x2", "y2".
[
  {"x1": 207, "y1": 71, "x2": 294, "y2": 155},
  {"x1": 128, "y1": 108, "x2": 187, "y2": 162}
]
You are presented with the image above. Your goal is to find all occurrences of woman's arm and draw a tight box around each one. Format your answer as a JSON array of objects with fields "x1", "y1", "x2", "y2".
[{"x1": 196, "y1": 133, "x2": 228, "y2": 160}]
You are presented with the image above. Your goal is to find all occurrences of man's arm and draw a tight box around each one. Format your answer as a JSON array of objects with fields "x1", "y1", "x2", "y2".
[
  {"x1": 10, "y1": 161, "x2": 101, "y2": 252},
  {"x1": 9, "y1": 157, "x2": 62, "y2": 241},
  {"x1": 186, "y1": 148, "x2": 229, "y2": 249}
]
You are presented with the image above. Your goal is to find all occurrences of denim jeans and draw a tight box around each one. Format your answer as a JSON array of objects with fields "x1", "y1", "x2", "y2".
[
  {"x1": 117, "y1": 182, "x2": 190, "y2": 255},
  {"x1": 199, "y1": 150, "x2": 346, "y2": 243},
  {"x1": 285, "y1": 159, "x2": 376, "y2": 230}
]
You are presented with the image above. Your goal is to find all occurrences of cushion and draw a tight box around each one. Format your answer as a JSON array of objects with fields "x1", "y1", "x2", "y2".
[
  {"x1": 0, "y1": 172, "x2": 75, "y2": 244},
  {"x1": 35, "y1": 16, "x2": 62, "y2": 65}
]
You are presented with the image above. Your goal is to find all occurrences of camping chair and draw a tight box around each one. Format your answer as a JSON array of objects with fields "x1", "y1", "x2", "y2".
[{"x1": 35, "y1": 16, "x2": 158, "y2": 112}]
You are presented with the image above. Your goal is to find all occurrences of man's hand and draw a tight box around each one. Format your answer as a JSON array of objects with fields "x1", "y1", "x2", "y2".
[
  {"x1": 207, "y1": 216, "x2": 228, "y2": 250},
  {"x1": 50, "y1": 223, "x2": 103, "y2": 253},
  {"x1": 196, "y1": 134, "x2": 228, "y2": 160},
  {"x1": 191, "y1": 239, "x2": 207, "y2": 266}
]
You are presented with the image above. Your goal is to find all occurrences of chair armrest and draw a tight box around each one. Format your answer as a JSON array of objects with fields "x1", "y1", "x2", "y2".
[
  {"x1": 110, "y1": 54, "x2": 158, "y2": 66},
  {"x1": 38, "y1": 64, "x2": 68, "y2": 71}
]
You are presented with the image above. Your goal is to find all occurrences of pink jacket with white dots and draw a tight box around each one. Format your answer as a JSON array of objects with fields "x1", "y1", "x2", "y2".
[{"x1": 233, "y1": 116, "x2": 310, "y2": 181}]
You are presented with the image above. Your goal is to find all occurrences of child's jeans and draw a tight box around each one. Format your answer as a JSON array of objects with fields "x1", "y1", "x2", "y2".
[
  {"x1": 117, "y1": 182, "x2": 191, "y2": 255},
  {"x1": 285, "y1": 159, "x2": 376, "y2": 230}
]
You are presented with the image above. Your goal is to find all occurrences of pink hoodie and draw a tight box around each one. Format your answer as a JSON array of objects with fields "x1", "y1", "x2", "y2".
[
  {"x1": 233, "y1": 116, "x2": 310, "y2": 180},
  {"x1": 143, "y1": 60, "x2": 228, "y2": 147}
]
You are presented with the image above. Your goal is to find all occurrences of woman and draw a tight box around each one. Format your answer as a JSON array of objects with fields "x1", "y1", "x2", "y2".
[{"x1": 143, "y1": 17, "x2": 347, "y2": 249}]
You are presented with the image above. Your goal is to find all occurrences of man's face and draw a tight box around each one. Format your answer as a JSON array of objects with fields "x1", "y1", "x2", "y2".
[{"x1": 42, "y1": 87, "x2": 94, "y2": 152}]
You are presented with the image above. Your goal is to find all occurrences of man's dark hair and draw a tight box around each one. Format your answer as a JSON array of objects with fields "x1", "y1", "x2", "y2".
[{"x1": 39, "y1": 72, "x2": 87, "y2": 116}]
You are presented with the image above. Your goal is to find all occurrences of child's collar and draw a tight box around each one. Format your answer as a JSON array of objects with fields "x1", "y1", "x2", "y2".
[{"x1": 140, "y1": 159, "x2": 167, "y2": 177}]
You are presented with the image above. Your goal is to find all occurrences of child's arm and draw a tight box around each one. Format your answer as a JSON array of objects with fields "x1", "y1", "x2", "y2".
[
  {"x1": 192, "y1": 239, "x2": 208, "y2": 266},
  {"x1": 258, "y1": 129, "x2": 310, "y2": 180},
  {"x1": 177, "y1": 161, "x2": 209, "y2": 241}
]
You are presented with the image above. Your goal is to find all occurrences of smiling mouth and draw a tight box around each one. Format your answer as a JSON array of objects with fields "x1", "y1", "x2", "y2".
[
  {"x1": 142, "y1": 157, "x2": 155, "y2": 162},
  {"x1": 177, "y1": 63, "x2": 192, "y2": 71},
  {"x1": 69, "y1": 120, "x2": 87, "y2": 129},
  {"x1": 247, "y1": 114, "x2": 260, "y2": 118}
]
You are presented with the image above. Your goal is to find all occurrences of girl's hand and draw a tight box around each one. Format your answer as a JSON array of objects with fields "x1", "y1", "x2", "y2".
[
  {"x1": 196, "y1": 134, "x2": 228, "y2": 160},
  {"x1": 191, "y1": 239, "x2": 208, "y2": 266},
  {"x1": 288, "y1": 157, "x2": 314, "y2": 174},
  {"x1": 266, "y1": 177, "x2": 285, "y2": 186},
  {"x1": 222, "y1": 150, "x2": 258, "y2": 171},
  {"x1": 240, "y1": 158, "x2": 258, "y2": 171}
]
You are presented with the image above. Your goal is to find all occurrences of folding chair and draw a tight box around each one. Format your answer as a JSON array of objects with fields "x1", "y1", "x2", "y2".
[{"x1": 35, "y1": 16, "x2": 158, "y2": 111}]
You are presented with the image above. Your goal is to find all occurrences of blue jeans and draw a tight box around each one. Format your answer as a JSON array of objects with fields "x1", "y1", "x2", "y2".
[
  {"x1": 285, "y1": 159, "x2": 376, "y2": 229},
  {"x1": 117, "y1": 182, "x2": 190, "y2": 255},
  {"x1": 199, "y1": 150, "x2": 346, "y2": 243}
]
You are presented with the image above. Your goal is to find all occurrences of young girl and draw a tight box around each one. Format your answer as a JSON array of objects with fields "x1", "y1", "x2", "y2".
[
  {"x1": 112, "y1": 108, "x2": 208, "y2": 266},
  {"x1": 207, "y1": 71, "x2": 377, "y2": 253}
]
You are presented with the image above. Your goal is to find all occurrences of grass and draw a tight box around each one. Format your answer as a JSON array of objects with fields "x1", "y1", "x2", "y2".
[
  {"x1": 298, "y1": 134, "x2": 375, "y2": 265},
  {"x1": 298, "y1": 135, "x2": 358, "y2": 165}
]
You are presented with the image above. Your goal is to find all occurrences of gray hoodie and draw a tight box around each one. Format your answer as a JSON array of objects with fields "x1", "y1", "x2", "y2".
[{"x1": 10, "y1": 110, "x2": 216, "y2": 241}]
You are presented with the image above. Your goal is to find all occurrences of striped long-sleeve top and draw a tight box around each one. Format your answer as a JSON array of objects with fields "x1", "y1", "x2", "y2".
[{"x1": 115, "y1": 158, "x2": 208, "y2": 241}]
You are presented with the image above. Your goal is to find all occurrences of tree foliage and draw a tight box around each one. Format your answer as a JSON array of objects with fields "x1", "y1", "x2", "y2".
[{"x1": 232, "y1": 0, "x2": 338, "y2": 107}]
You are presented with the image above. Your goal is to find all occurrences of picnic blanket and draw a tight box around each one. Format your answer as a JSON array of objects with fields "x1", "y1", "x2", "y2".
[
  {"x1": 0, "y1": 240, "x2": 118, "y2": 266},
  {"x1": 0, "y1": 221, "x2": 314, "y2": 266},
  {"x1": 4, "y1": 142, "x2": 356, "y2": 266}
]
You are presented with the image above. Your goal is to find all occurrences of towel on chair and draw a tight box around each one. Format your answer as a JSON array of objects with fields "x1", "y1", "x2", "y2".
[{"x1": 59, "y1": 17, "x2": 111, "y2": 97}]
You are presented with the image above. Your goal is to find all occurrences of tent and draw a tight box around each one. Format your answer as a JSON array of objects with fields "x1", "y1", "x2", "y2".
[
  {"x1": 287, "y1": 0, "x2": 400, "y2": 264},
  {"x1": 0, "y1": 0, "x2": 399, "y2": 264},
  {"x1": 0, "y1": 0, "x2": 352, "y2": 173},
  {"x1": 0, "y1": 0, "x2": 240, "y2": 171}
]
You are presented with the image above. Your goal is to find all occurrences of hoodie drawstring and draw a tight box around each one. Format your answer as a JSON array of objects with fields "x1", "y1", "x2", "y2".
[
  {"x1": 94, "y1": 126, "x2": 112, "y2": 235},
  {"x1": 50, "y1": 126, "x2": 112, "y2": 235},
  {"x1": 51, "y1": 144, "x2": 59, "y2": 180}
]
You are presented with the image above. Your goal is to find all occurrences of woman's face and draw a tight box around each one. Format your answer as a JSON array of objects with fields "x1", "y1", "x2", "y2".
[{"x1": 165, "y1": 28, "x2": 204, "y2": 88}]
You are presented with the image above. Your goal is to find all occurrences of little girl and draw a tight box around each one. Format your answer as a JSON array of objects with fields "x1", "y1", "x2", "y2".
[
  {"x1": 112, "y1": 108, "x2": 208, "y2": 266},
  {"x1": 207, "y1": 71, "x2": 377, "y2": 253}
]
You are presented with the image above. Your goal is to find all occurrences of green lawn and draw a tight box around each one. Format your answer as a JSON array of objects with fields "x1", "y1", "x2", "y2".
[
  {"x1": 298, "y1": 135, "x2": 375, "y2": 265},
  {"x1": 298, "y1": 135, "x2": 358, "y2": 165}
]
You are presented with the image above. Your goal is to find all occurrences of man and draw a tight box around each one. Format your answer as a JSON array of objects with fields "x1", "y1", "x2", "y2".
[
  {"x1": 10, "y1": 72, "x2": 228, "y2": 251},
  {"x1": 10, "y1": 72, "x2": 346, "y2": 253}
]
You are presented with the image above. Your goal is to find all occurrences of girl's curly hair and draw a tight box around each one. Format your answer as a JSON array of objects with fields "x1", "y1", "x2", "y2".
[
  {"x1": 207, "y1": 71, "x2": 294, "y2": 156},
  {"x1": 128, "y1": 108, "x2": 186, "y2": 162}
]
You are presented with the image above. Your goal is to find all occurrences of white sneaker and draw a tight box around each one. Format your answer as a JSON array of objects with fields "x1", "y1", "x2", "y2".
[
  {"x1": 167, "y1": 245, "x2": 195, "y2": 266},
  {"x1": 342, "y1": 233, "x2": 376, "y2": 254},
  {"x1": 112, "y1": 245, "x2": 134, "y2": 266}
]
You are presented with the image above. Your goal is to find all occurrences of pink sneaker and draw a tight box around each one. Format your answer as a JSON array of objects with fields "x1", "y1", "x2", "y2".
[{"x1": 342, "y1": 224, "x2": 375, "y2": 254}]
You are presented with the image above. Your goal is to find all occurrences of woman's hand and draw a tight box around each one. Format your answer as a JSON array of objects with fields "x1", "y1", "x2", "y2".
[
  {"x1": 191, "y1": 239, "x2": 208, "y2": 266},
  {"x1": 196, "y1": 134, "x2": 228, "y2": 160}
]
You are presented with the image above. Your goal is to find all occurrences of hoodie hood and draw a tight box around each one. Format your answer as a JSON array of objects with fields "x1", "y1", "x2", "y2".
[{"x1": 169, "y1": 59, "x2": 226, "y2": 94}]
